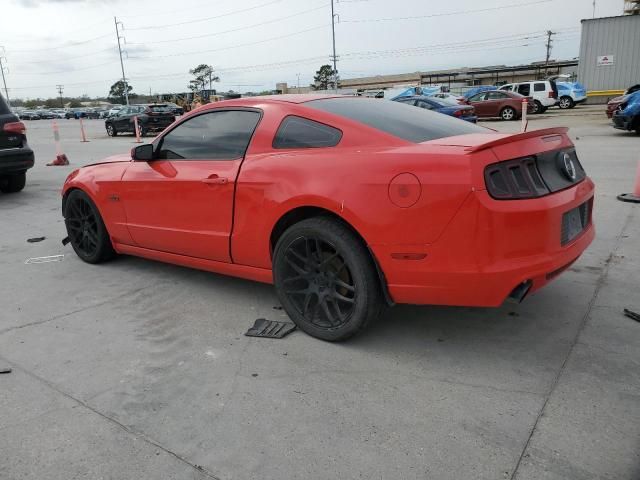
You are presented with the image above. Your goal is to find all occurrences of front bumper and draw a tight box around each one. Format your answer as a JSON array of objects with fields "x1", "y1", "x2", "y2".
[
  {"x1": 373, "y1": 179, "x2": 595, "y2": 307},
  {"x1": 612, "y1": 114, "x2": 635, "y2": 131},
  {"x1": 0, "y1": 146, "x2": 35, "y2": 174}
]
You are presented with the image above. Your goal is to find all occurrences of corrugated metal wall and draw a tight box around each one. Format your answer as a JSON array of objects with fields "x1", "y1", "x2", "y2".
[{"x1": 577, "y1": 15, "x2": 640, "y2": 91}]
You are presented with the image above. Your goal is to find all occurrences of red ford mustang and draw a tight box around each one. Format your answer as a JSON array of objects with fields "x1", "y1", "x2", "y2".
[{"x1": 62, "y1": 95, "x2": 595, "y2": 341}]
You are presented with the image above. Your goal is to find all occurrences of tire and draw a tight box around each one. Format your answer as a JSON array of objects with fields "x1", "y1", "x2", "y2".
[
  {"x1": 273, "y1": 217, "x2": 382, "y2": 341},
  {"x1": 532, "y1": 100, "x2": 544, "y2": 114},
  {"x1": 500, "y1": 107, "x2": 516, "y2": 121},
  {"x1": 64, "y1": 189, "x2": 115, "y2": 264},
  {"x1": 0, "y1": 172, "x2": 26, "y2": 193},
  {"x1": 106, "y1": 123, "x2": 117, "y2": 137},
  {"x1": 558, "y1": 96, "x2": 574, "y2": 109}
]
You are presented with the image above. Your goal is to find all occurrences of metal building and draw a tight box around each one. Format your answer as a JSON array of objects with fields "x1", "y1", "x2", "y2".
[{"x1": 577, "y1": 15, "x2": 640, "y2": 95}]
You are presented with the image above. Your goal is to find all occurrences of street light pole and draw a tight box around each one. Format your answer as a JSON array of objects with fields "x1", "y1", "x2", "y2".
[{"x1": 0, "y1": 53, "x2": 10, "y2": 106}]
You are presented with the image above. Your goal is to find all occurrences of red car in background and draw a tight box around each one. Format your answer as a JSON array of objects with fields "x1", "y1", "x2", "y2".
[
  {"x1": 465, "y1": 90, "x2": 534, "y2": 120},
  {"x1": 61, "y1": 95, "x2": 594, "y2": 341},
  {"x1": 606, "y1": 85, "x2": 640, "y2": 118}
]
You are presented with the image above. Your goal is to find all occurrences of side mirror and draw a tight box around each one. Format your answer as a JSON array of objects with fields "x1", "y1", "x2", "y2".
[{"x1": 131, "y1": 143, "x2": 154, "y2": 161}]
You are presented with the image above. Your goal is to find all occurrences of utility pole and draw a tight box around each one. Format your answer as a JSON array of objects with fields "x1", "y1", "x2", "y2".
[
  {"x1": 544, "y1": 30, "x2": 555, "y2": 73},
  {"x1": 592, "y1": 0, "x2": 596, "y2": 17},
  {"x1": 330, "y1": 0, "x2": 338, "y2": 93},
  {"x1": 56, "y1": 85, "x2": 64, "y2": 108},
  {"x1": 0, "y1": 52, "x2": 10, "y2": 106},
  {"x1": 114, "y1": 17, "x2": 129, "y2": 106},
  {"x1": 296, "y1": 73, "x2": 301, "y2": 91}
]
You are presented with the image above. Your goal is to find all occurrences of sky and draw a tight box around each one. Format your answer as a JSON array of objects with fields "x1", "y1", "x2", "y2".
[{"x1": 0, "y1": 0, "x2": 625, "y2": 99}]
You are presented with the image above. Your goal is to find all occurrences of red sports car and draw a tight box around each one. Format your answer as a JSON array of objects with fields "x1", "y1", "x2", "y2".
[{"x1": 62, "y1": 95, "x2": 595, "y2": 341}]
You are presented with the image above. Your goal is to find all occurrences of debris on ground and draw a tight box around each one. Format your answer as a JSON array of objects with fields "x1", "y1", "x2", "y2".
[
  {"x1": 27, "y1": 237, "x2": 46, "y2": 243},
  {"x1": 25, "y1": 255, "x2": 64, "y2": 264},
  {"x1": 623, "y1": 308, "x2": 640, "y2": 323},
  {"x1": 0, "y1": 366, "x2": 12, "y2": 374},
  {"x1": 245, "y1": 318, "x2": 296, "y2": 339},
  {"x1": 61, "y1": 236, "x2": 70, "y2": 246}
]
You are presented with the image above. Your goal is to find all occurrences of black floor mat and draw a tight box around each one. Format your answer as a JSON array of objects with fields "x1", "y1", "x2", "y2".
[{"x1": 245, "y1": 318, "x2": 296, "y2": 339}]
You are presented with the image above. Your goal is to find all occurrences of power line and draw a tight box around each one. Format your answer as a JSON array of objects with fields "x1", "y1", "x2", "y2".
[
  {"x1": 6, "y1": 33, "x2": 113, "y2": 53},
  {"x1": 341, "y1": 0, "x2": 554, "y2": 23},
  {"x1": 126, "y1": 3, "x2": 328, "y2": 46},
  {"x1": 128, "y1": 25, "x2": 328, "y2": 60},
  {"x1": 7, "y1": 60, "x2": 120, "y2": 76},
  {"x1": 125, "y1": 0, "x2": 284, "y2": 30}
]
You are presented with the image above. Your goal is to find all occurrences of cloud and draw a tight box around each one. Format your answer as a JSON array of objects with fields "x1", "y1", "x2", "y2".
[{"x1": 12, "y1": 0, "x2": 100, "y2": 7}]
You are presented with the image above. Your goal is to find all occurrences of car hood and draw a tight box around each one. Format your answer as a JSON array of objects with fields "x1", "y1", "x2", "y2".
[{"x1": 85, "y1": 153, "x2": 132, "y2": 167}]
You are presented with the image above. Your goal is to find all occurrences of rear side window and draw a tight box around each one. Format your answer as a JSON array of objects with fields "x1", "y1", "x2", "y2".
[
  {"x1": 517, "y1": 84, "x2": 531, "y2": 96},
  {"x1": 0, "y1": 94, "x2": 10, "y2": 114},
  {"x1": 273, "y1": 116, "x2": 342, "y2": 149},
  {"x1": 306, "y1": 97, "x2": 484, "y2": 143},
  {"x1": 534, "y1": 83, "x2": 546, "y2": 92},
  {"x1": 158, "y1": 110, "x2": 260, "y2": 160}
]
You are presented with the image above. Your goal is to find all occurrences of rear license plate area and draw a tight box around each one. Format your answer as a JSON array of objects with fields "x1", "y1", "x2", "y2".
[{"x1": 561, "y1": 200, "x2": 590, "y2": 246}]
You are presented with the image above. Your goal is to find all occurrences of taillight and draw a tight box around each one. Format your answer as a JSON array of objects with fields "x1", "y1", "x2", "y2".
[
  {"x1": 3, "y1": 121, "x2": 26, "y2": 135},
  {"x1": 549, "y1": 91, "x2": 557, "y2": 99},
  {"x1": 453, "y1": 109, "x2": 463, "y2": 117},
  {"x1": 484, "y1": 157, "x2": 550, "y2": 199}
]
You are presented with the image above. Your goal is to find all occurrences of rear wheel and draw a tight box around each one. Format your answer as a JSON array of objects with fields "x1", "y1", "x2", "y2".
[
  {"x1": 531, "y1": 100, "x2": 544, "y2": 114},
  {"x1": 273, "y1": 217, "x2": 382, "y2": 341},
  {"x1": 0, "y1": 172, "x2": 26, "y2": 193},
  {"x1": 64, "y1": 189, "x2": 115, "y2": 264},
  {"x1": 106, "y1": 123, "x2": 117, "y2": 137},
  {"x1": 558, "y1": 96, "x2": 574, "y2": 109},
  {"x1": 500, "y1": 107, "x2": 516, "y2": 121}
]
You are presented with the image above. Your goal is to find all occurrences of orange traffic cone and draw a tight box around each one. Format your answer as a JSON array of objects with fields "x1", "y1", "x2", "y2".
[
  {"x1": 617, "y1": 159, "x2": 640, "y2": 203},
  {"x1": 47, "y1": 121, "x2": 70, "y2": 166}
]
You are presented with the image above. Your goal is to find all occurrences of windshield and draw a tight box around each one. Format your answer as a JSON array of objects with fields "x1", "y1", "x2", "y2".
[{"x1": 306, "y1": 97, "x2": 486, "y2": 143}]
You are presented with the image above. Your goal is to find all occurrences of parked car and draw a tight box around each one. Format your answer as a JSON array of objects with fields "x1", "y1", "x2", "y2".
[
  {"x1": 498, "y1": 75, "x2": 566, "y2": 114},
  {"x1": 65, "y1": 109, "x2": 86, "y2": 119},
  {"x1": 394, "y1": 96, "x2": 477, "y2": 122},
  {"x1": 464, "y1": 90, "x2": 533, "y2": 120},
  {"x1": 84, "y1": 109, "x2": 101, "y2": 119},
  {"x1": 61, "y1": 95, "x2": 594, "y2": 341},
  {"x1": 108, "y1": 105, "x2": 124, "y2": 117},
  {"x1": 51, "y1": 109, "x2": 67, "y2": 119},
  {"x1": 0, "y1": 94, "x2": 34, "y2": 193},
  {"x1": 19, "y1": 111, "x2": 41, "y2": 120},
  {"x1": 463, "y1": 85, "x2": 497, "y2": 100},
  {"x1": 104, "y1": 104, "x2": 175, "y2": 137},
  {"x1": 428, "y1": 92, "x2": 464, "y2": 105},
  {"x1": 36, "y1": 110, "x2": 56, "y2": 120},
  {"x1": 556, "y1": 82, "x2": 587, "y2": 109},
  {"x1": 165, "y1": 102, "x2": 185, "y2": 116},
  {"x1": 606, "y1": 84, "x2": 640, "y2": 118},
  {"x1": 612, "y1": 89, "x2": 640, "y2": 134}
]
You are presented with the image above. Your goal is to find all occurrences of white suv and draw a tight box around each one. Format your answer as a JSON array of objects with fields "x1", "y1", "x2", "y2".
[{"x1": 498, "y1": 75, "x2": 568, "y2": 114}]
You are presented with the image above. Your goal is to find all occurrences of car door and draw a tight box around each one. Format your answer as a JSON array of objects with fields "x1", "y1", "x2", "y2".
[
  {"x1": 114, "y1": 107, "x2": 131, "y2": 130},
  {"x1": 467, "y1": 93, "x2": 490, "y2": 116},
  {"x1": 119, "y1": 109, "x2": 261, "y2": 262},
  {"x1": 484, "y1": 91, "x2": 511, "y2": 116}
]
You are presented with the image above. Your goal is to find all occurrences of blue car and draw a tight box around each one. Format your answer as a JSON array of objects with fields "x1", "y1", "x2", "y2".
[
  {"x1": 389, "y1": 86, "x2": 442, "y2": 100},
  {"x1": 556, "y1": 82, "x2": 587, "y2": 109},
  {"x1": 612, "y1": 89, "x2": 640, "y2": 134},
  {"x1": 393, "y1": 96, "x2": 477, "y2": 123}
]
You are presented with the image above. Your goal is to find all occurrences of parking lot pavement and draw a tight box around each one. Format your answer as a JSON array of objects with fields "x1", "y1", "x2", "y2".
[{"x1": 1, "y1": 112, "x2": 638, "y2": 479}]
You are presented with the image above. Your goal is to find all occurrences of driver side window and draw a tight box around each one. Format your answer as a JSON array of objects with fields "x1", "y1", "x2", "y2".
[{"x1": 157, "y1": 110, "x2": 261, "y2": 160}]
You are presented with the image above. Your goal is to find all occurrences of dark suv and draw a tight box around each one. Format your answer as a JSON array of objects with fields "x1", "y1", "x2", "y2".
[
  {"x1": 104, "y1": 104, "x2": 175, "y2": 137},
  {"x1": 0, "y1": 94, "x2": 34, "y2": 193}
]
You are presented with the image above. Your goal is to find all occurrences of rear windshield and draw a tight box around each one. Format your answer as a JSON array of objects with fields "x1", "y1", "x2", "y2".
[
  {"x1": 148, "y1": 105, "x2": 172, "y2": 113},
  {"x1": 305, "y1": 97, "x2": 485, "y2": 143},
  {"x1": 0, "y1": 94, "x2": 10, "y2": 115}
]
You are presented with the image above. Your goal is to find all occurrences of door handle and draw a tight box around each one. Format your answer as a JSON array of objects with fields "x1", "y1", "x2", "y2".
[{"x1": 202, "y1": 175, "x2": 228, "y2": 185}]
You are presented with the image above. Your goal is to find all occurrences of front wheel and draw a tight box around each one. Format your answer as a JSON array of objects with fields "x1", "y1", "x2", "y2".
[
  {"x1": 273, "y1": 217, "x2": 382, "y2": 341},
  {"x1": 106, "y1": 123, "x2": 117, "y2": 137},
  {"x1": 64, "y1": 189, "x2": 115, "y2": 264},
  {"x1": 0, "y1": 172, "x2": 26, "y2": 193},
  {"x1": 558, "y1": 96, "x2": 574, "y2": 109},
  {"x1": 500, "y1": 107, "x2": 516, "y2": 121}
]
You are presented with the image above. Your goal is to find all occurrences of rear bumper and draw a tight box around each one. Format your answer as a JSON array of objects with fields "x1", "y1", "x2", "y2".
[
  {"x1": 374, "y1": 179, "x2": 595, "y2": 307},
  {"x1": 0, "y1": 147, "x2": 35, "y2": 174},
  {"x1": 461, "y1": 115, "x2": 478, "y2": 123}
]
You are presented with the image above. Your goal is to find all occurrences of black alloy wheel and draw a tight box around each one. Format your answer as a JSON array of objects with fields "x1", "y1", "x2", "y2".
[
  {"x1": 273, "y1": 217, "x2": 382, "y2": 341},
  {"x1": 64, "y1": 190, "x2": 115, "y2": 263}
]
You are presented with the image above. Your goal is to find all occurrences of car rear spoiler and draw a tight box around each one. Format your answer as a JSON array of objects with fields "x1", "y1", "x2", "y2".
[{"x1": 464, "y1": 127, "x2": 569, "y2": 153}]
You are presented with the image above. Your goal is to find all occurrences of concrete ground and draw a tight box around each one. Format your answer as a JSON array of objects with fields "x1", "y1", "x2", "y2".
[{"x1": 1, "y1": 106, "x2": 639, "y2": 480}]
